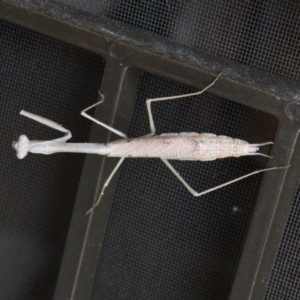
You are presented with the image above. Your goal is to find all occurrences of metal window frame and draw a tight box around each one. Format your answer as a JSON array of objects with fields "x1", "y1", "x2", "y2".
[{"x1": 1, "y1": 1, "x2": 300, "y2": 299}]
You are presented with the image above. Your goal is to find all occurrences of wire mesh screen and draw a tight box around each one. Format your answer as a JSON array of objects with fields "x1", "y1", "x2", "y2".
[
  {"x1": 70, "y1": 1, "x2": 299, "y2": 298},
  {"x1": 0, "y1": 19, "x2": 104, "y2": 299},
  {"x1": 90, "y1": 73, "x2": 277, "y2": 300},
  {"x1": 2, "y1": 0, "x2": 300, "y2": 299},
  {"x1": 265, "y1": 182, "x2": 300, "y2": 300},
  {"x1": 59, "y1": 0, "x2": 300, "y2": 81}
]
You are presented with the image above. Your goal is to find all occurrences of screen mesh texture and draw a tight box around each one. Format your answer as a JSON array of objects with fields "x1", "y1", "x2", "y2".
[
  {"x1": 69, "y1": 1, "x2": 299, "y2": 298},
  {"x1": 3, "y1": 0, "x2": 300, "y2": 299},
  {"x1": 265, "y1": 182, "x2": 300, "y2": 300},
  {"x1": 91, "y1": 72, "x2": 277, "y2": 300},
  {"x1": 0, "y1": 19, "x2": 104, "y2": 299},
  {"x1": 59, "y1": 0, "x2": 300, "y2": 81}
]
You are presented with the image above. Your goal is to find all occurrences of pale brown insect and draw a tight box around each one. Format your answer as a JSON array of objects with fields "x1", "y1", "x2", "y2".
[{"x1": 12, "y1": 74, "x2": 288, "y2": 214}]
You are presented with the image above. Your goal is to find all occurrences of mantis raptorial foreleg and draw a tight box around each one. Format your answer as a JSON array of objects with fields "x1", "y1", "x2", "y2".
[{"x1": 20, "y1": 110, "x2": 72, "y2": 142}]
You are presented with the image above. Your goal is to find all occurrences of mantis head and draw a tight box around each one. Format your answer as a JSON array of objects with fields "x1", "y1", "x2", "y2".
[{"x1": 12, "y1": 135, "x2": 30, "y2": 159}]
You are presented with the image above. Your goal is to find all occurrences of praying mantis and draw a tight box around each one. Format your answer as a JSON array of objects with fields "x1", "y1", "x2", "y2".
[{"x1": 12, "y1": 73, "x2": 289, "y2": 214}]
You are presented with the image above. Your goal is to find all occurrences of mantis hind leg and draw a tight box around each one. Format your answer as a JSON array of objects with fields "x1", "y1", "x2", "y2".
[{"x1": 160, "y1": 158, "x2": 289, "y2": 197}]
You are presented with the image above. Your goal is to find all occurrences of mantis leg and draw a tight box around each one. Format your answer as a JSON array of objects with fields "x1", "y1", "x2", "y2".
[
  {"x1": 81, "y1": 93, "x2": 127, "y2": 138},
  {"x1": 161, "y1": 158, "x2": 289, "y2": 197},
  {"x1": 20, "y1": 110, "x2": 72, "y2": 143},
  {"x1": 82, "y1": 93, "x2": 128, "y2": 214},
  {"x1": 146, "y1": 72, "x2": 222, "y2": 135},
  {"x1": 85, "y1": 157, "x2": 126, "y2": 215}
]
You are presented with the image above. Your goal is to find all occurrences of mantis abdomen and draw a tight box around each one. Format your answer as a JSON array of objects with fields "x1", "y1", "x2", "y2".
[{"x1": 108, "y1": 133, "x2": 270, "y2": 161}]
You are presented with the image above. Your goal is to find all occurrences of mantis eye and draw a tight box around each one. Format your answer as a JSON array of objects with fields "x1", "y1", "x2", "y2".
[{"x1": 12, "y1": 135, "x2": 29, "y2": 159}]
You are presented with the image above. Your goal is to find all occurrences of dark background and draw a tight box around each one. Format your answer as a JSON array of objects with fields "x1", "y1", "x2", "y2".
[{"x1": 1, "y1": 1, "x2": 299, "y2": 299}]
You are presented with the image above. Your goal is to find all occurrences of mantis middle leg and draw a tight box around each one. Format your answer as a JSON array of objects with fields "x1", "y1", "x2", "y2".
[{"x1": 82, "y1": 94, "x2": 127, "y2": 214}]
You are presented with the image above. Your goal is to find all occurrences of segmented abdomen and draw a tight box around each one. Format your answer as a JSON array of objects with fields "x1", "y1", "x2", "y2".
[
  {"x1": 107, "y1": 133, "x2": 257, "y2": 161},
  {"x1": 193, "y1": 133, "x2": 254, "y2": 161}
]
